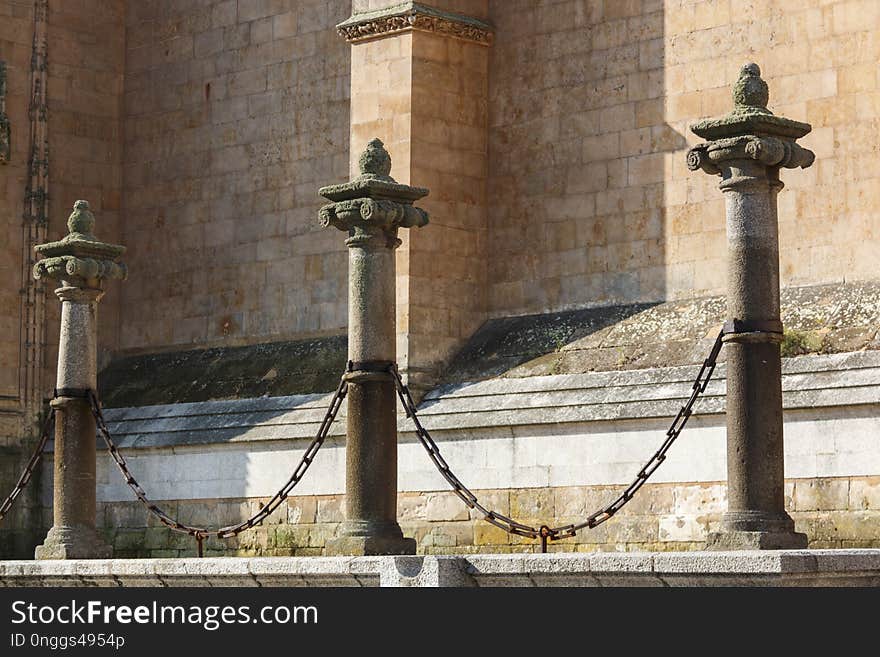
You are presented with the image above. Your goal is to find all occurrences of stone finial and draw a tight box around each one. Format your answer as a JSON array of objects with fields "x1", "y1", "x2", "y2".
[
  {"x1": 733, "y1": 63, "x2": 770, "y2": 112},
  {"x1": 690, "y1": 62, "x2": 811, "y2": 141},
  {"x1": 67, "y1": 200, "x2": 96, "y2": 236},
  {"x1": 358, "y1": 138, "x2": 393, "y2": 179},
  {"x1": 33, "y1": 200, "x2": 126, "y2": 285}
]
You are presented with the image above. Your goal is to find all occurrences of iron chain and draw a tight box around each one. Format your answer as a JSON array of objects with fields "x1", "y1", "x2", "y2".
[
  {"x1": 0, "y1": 408, "x2": 55, "y2": 524},
  {"x1": 88, "y1": 372, "x2": 348, "y2": 555},
  {"x1": 393, "y1": 329, "x2": 726, "y2": 548},
  {"x1": 3, "y1": 331, "x2": 724, "y2": 553}
]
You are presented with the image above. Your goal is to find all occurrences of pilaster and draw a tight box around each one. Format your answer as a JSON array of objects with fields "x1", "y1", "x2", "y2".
[{"x1": 340, "y1": 1, "x2": 492, "y2": 397}]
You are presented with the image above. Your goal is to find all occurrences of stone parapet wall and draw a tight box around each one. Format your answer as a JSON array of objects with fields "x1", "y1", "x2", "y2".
[
  {"x1": 5, "y1": 551, "x2": 880, "y2": 587},
  {"x1": 36, "y1": 475, "x2": 879, "y2": 558}
]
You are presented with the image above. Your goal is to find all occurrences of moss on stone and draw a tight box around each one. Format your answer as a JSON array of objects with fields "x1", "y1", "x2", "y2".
[{"x1": 781, "y1": 328, "x2": 829, "y2": 357}]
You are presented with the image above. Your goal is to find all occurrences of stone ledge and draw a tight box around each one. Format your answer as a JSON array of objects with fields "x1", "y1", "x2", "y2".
[
  {"x1": 2, "y1": 550, "x2": 880, "y2": 587},
  {"x1": 444, "y1": 281, "x2": 880, "y2": 383},
  {"x1": 98, "y1": 335, "x2": 347, "y2": 409}
]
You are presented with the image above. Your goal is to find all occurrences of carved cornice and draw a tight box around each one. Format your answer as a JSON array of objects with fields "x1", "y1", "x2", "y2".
[{"x1": 337, "y1": 2, "x2": 494, "y2": 46}]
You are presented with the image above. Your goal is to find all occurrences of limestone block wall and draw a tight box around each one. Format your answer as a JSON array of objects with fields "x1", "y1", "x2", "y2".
[
  {"x1": 0, "y1": 0, "x2": 36, "y2": 430},
  {"x1": 406, "y1": 29, "x2": 490, "y2": 388},
  {"x1": 119, "y1": 0, "x2": 351, "y2": 352},
  {"x1": 47, "y1": 0, "x2": 126, "y2": 359},
  {"x1": 0, "y1": 0, "x2": 34, "y2": 554},
  {"x1": 79, "y1": 475, "x2": 880, "y2": 558},
  {"x1": 487, "y1": 0, "x2": 880, "y2": 318},
  {"x1": 345, "y1": 1, "x2": 491, "y2": 390}
]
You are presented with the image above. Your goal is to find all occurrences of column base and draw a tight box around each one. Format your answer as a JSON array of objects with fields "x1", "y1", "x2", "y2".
[
  {"x1": 326, "y1": 521, "x2": 416, "y2": 556},
  {"x1": 35, "y1": 525, "x2": 112, "y2": 560},
  {"x1": 707, "y1": 510, "x2": 807, "y2": 550},
  {"x1": 706, "y1": 530, "x2": 808, "y2": 550},
  {"x1": 326, "y1": 536, "x2": 416, "y2": 556}
]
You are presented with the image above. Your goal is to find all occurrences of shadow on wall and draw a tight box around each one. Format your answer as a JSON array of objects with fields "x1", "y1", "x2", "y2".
[{"x1": 487, "y1": 1, "x2": 685, "y2": 319}]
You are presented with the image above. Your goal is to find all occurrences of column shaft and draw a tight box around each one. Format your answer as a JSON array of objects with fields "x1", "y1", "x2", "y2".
[
  {"x1": 36, "y1": 290, "x2": 111, "y2": 559},
  {"x1": 722, "y1": 178, "x2": 787, "y2": 526},
  {"x1": 337, "y1": 242, "x2": 411, "y2": 549},
  {"x1": 688, "y1": 64, "x2": 813, "y2": 550}
]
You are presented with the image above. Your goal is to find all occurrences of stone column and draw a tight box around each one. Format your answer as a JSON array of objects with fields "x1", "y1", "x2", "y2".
[
  {"x1": 320, "y1": 139, "x2": 428, "y2": 555},
  {"x1": 688, "y1": 64, "x2": 814, "y2": 550},
  {"x1": 33, "y1": 200, "x2": 126, "y2": 559}
]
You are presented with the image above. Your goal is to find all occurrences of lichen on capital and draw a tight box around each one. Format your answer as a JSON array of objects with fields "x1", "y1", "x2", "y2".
[
  {"x1": 68, "y1": 200, "x2": 96, "y2": 237},
  {"x1": 358, "y1": 137, "x2": 393, "y2": 179},
  {"x1": 32, "y1": 199, "x2": 127, "y2": 286},
  {"x1": 318, "y1": 138, "x2": 430, "y2": 243},
  {"x1": 733, "y1": 63, "x2": 770, "y2": 112},
  {"x1": 689, "y1": 62, "x2": 812, "y2": 144}
]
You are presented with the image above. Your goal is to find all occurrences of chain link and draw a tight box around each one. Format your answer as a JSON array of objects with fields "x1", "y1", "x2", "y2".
[
  {"x1": 0, "y1": 407, "x2": 55, "y2": 525},
  {"x1": 88, "y1": 372, "x2": 348, "y2": 555},
  {"x1": 393, "y1": 329, "x2": 725, "y2": 549}
]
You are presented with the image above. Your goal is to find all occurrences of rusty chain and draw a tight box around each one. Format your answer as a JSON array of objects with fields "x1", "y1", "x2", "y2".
[
  {"x1": 88, "y1": 372, "x2": 348, "y2": 556},
  {"x1": 0, "y1": 407, "x2": 55, "y2": 525},
  {"x1": 393, "y1": 329, "x2": 725, "y2": 551}
]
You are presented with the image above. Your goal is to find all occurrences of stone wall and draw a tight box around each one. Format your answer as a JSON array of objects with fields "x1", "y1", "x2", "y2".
[
  {"x1": 48, "y1": 0, "x2": 126, "y2": 358},
  {"x1": 69, "y1": 476, "x2": 880, "y2": 558},
  {"x1": 119, "y1": 0, "x2": 351, "y2": 353},
  {"x1": 0, "y1": 0, "x2": 126, "y2": 557},
  {"x1": 0, "y1": 0, "x2": 33, "y2": 409},
  {"x1": 487, "y1": 0, "x2": 880, "y2": 318}
]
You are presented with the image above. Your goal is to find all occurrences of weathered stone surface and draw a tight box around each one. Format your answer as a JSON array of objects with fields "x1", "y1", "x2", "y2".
[
  {"x1": 99, "y1": 335, "x2": 347, "y2": 407},
  {"x1": 425, "y1": 492, "x2": 469, "y2": 522},
  {"x1": 440, "y1": 282, "x2": 879, "y2": 384},
  {"x1": 793, "y1": 478, "x2": 851, "y2": 512},
  {"x1": 33, "y1": 202, "x2": 124, "y2": 561},
  {"x1": 0, "y1": 61, "x2": 10, "y2": 165}
]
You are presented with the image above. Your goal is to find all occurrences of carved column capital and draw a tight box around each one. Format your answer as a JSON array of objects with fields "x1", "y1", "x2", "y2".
[
  {"x1": 687, "y1": 64, "x2": 814, "y2": 191},
  {"x1": 319, "y1": 139, "x2": 429, "y2": 249},
  {"x1": 33, "y1": 200, "x2": 127, "y2": 292}
]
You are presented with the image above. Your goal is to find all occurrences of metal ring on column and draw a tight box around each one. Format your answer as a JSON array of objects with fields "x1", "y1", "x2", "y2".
[
  {"x1": 53, "y1": 387, "x2": 93, "y2": 399},
  {"x1": 721, "y1": 318, "x2": 784, "y2": 344},
  {"x1": 344, "y1": 359, "x2": 396, "y2": 382}
]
